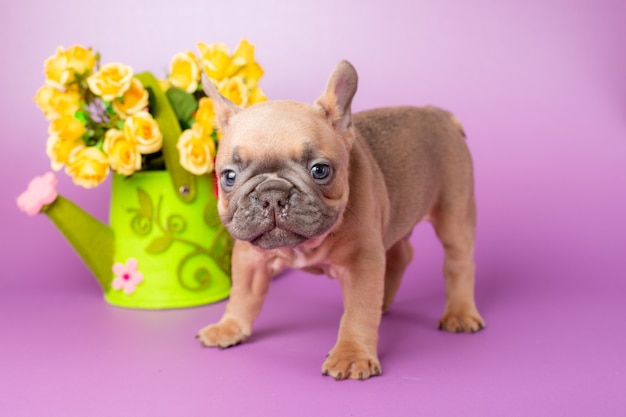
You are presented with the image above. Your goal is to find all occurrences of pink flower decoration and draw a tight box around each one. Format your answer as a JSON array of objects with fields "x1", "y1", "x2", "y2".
[
  {"x1": 111, "y1": 258, "x2": 144, "y2": 294},
  {"x1": 17, "y1": 172, "x2": 59, "y2": 215}
]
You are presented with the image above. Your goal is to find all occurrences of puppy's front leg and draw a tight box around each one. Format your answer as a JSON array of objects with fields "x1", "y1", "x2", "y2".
[
  {"x1": 197, "y1": 240, "x2": 272, "y2": 348},
  {"x1": 322, "y1": 249, "x2": 385, "y2": 381}
]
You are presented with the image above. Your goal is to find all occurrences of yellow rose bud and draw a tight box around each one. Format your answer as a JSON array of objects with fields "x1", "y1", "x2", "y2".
[
  {"x1": 103, "y1": 129, "x2": 142, "y2": 175},
  {"x1": 48, "y1": 115, "x2": 86, "y2": 141},
  {"x1": 112, "y1": 78, "x2": 149, "y2": 119},
  {"x1": 46, "y1": 135, "x2": 83, "y2": 171},
  {"x1": 43, "y1": 45, "x2": 96, "y2": 89},
  {"x1": 240, "y1": 62, "x2": 264, "y2": 88},
  {"x1": 194, "y1": 97, "x2": 216, "y2": 133},
  {"x1": 197, "y1": 42, "x2": 231, "y2": 82},
  {"x1": 123, "y1": 111, "x2": 163, "y2": 154},
  {"x1": 218, "y1": 77, "x2": 249, "y2": 107},
  {"x1": 65, "y1": 146, "x2": 110, "y2": 188},
  {"x1": 247, "y1": 86, "x2": 268, "y2": 106},
  {"x1": 34, "y1": 86, "x2": 82, "y2": 120},
  {"x1": 87, "y1": 62, "x2": 134, "y2": 101},
  {"x1": 44, "y1": 47, "x2": 72, "y2": 89},
  {"x1": 168, "y1": 51, "x2": 200, "y2": 93},
  {"x1": 227, "y1": 40, "x2": 264, "y2": 86},
  {"x1": 230, "y1": 40, "x2": 255, "y2": 68},
  {"x1": 65, "y1": 45, "x2": 96, "y2": 76},
  {"x1": 176, "y1": 124, "x2": 216, "y2": 175},
  {"x1": 34, "y1": 86, "x2": 57, "y2": 117}
]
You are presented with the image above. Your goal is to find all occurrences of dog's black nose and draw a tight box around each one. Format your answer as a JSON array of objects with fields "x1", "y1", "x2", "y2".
[
  {"x1": 256, "y1": 178, "x2": 292, "y2": 210},
  {"x1": 261, "y1": 190, "x2": 288, "y2": 209}
]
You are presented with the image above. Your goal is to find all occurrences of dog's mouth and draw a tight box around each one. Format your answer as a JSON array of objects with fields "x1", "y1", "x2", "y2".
[
  {"x1": 228, "y1": 210, "x2": 332, "y2": 250},
  {"x1": 225, "y1": 205, "x2": 314, "y2": 249},
  {"x1": 250, "y1": 228, "x2": 308, "y2": 249},
  {"x1": 224, "y1": 175, "x2": 340, "y2": 249}
]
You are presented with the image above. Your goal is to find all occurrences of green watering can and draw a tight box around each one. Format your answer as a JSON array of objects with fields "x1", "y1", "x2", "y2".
[{"x1": 42, "y1": 73, "x2": 232, "y2": 309}]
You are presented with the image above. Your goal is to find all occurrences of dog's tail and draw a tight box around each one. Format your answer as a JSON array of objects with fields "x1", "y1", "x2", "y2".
[{"x1": 450, "y1": 115, "x2": 466, "y2": 139}]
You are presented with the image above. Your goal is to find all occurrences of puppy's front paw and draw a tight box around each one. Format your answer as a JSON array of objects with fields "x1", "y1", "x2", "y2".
[
  {"x1": 197, "y1": 316, "x2": 250, "y2": 349},
  {"x1": 322, "y1": 342, "x2": 382, "y2": 381},
  {"x1": 438, "y1": 309, "x2": 485, "y2": 333}
]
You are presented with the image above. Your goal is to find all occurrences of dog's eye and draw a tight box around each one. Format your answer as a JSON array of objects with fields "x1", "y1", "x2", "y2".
[
  {"x1": 221, "y1": 170, "x2": 237, "y2": 188},
  {"x1": 310, "y1": 164, "x2": 331, "y2": 182}
]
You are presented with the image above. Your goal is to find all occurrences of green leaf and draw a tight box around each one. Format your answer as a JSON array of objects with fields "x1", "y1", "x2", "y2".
[
  {"x1": 135, "y1": 72, "x2": 196, "y2": 203},
  {"x1": 145, "y1": 235, "x2": 173, "y2": 253},
  {"x1": 182, "y1": 118, "x2": 194, "y2": 131},
  {"x1": 136, "y1": 188, "x2": 153, "y2": 219},
  {"x1": 74, "y1": 110, "x2": 88, "y2": 123},
  {"x1": 144, "y1": 86, "x2": 155, "y2": 112},
  {"x1": 166, "y1": 87, "x2": 199, "y2": 124}
]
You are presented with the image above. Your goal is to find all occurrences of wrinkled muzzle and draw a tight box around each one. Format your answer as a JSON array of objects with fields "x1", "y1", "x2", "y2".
[{"x1": 224, "y1": 176, "x2": 338, "y2": 249}]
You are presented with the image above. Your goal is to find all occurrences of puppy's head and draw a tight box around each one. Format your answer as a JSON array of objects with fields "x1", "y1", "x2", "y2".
[{"x1": 203, "y1": 61, "x2": 358, "y2": 250}]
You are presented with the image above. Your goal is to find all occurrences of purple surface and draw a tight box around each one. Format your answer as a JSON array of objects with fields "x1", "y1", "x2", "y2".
[{"x1": 2, "y1": 0, "x2": 625, "y2": 416}]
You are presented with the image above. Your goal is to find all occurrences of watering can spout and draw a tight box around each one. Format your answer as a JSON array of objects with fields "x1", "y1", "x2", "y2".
[{"x1": 45, "y1": 195, "x2": 114, "y2": 290}]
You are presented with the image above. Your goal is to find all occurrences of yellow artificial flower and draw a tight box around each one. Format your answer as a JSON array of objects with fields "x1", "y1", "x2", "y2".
[
  {"x1": 176, "y1": 124, "x2": 216, "y2": 175},
  {"x1": 194, "y1": 97, "x2": 216, "y2": 133},
  {"x1": 44, "y1": 47, "x2": 72, "y2": 89},
  {"x1": 65, "y1": 146, "x2": 110, "y2": 188},
  {"x1": 103, "y1": 129, "x2": 142, "y2": 175},
  {"x1": 197, "y1": 42, "x2": 232, "y2": 82},
  {"x1": 240, "y1": 62, "x2": 264, "y2": 88},
  {"x1": 112, "y1": 78, "x2": 149, "y2": 119},
  {"x1": 87, "y1": 62, "x2": 134, "y2": 101},
  {"x1": 218, "y1": 77, "x2": 249, "y2": 107},
  {"x1": 229, "y1": 40, "x2": 254, "y2": 68},
  {"x1": 65, "y1": 45, "x2": 96, "y2": 77},
  {"x1": 48, "y1": 115, "x2": 86, "y2": 142},
  {"x1": 197, "y1": 40, "x2": 264, "y2": 86},
  {"x1": 247, "y1": 86, "x2": 268, "y2": 106},
  {"x1": 46, "y1": 135, "x2": 83, "y2": 171},
  {"x1": 123, "y1": 111, "x2": 163, "y2": 154},
  {"x1": 34, "y1": 85, "x2": 82, "y2": 120},
  {"x1": 168, "y1": 51, "x2": 200, "y2": 93},
  {"x1": 46, "y1": 114, "x2": 86, "y2": 171},
  {"x1": 44, "y1": 45, "x2": 96, "y2": 89},
  {"x1": 228, "y1": 40, "x2": 264, "y2": 87}
]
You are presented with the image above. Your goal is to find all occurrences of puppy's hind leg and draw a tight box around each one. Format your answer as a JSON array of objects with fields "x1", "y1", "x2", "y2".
[
  {"x1": 431, "y1": 195, "x2": 485, "y2": 333},
  {"x1": 382, "y1": 238, "x2": 414, "y2": 313}
]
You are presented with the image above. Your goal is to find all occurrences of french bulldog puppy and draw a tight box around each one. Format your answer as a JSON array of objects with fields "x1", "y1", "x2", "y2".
[{"x1": 197, "y1": 61, "x2": 485, "y2": 381}]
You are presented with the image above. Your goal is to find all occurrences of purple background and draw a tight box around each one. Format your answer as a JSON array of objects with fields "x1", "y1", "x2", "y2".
[{"x1": 2, "y1": 0, "x2": 625, "y2": 416}]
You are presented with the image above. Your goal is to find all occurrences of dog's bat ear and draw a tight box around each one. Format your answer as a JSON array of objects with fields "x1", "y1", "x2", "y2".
[
  {"x1": 314, "y1": 60, "x2": 358, "y2": 133},
  {"x1": 201, "y1": 73, "x2": 241, "y2": 131}
]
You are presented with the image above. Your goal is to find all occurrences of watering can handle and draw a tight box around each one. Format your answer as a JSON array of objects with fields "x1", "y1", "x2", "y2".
[{"x1": 135, "y1": 72, "x2": 196, "y2": 203}]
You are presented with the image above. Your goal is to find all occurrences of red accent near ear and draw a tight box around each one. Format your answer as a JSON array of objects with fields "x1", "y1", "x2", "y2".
[{"x1": 213, "y1": 162, "x2": 219, "y2": 197}]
